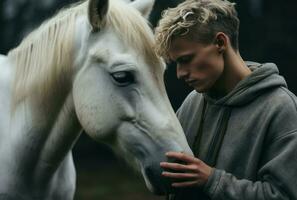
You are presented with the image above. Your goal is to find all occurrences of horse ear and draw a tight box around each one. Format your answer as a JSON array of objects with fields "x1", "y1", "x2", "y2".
[
  {"x1": 130, "y1": 0, "x2": 155, "y2": 19},
  {"x1": 88, "y1": 0, "x2": 109, "y2": 32}
]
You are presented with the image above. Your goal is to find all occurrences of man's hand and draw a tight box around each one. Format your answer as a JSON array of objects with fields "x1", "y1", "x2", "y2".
[{"x1": 160, "y1": 152, "x2": 213, "y2": 188}]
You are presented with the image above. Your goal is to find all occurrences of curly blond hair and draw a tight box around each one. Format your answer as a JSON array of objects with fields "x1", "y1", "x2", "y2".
[{"x1": 155, "y1": 0, "x2": 239, "y2": 62}]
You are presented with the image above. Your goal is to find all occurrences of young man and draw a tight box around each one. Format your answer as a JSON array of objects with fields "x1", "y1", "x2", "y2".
[{"x1": 155, "y1": 0, "x2": 297, "y2": 199}]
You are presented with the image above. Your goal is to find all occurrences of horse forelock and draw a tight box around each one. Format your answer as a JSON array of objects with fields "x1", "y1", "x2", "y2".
[{"x1": 107, "y1": 0, "x2": 163, "y2": 68}]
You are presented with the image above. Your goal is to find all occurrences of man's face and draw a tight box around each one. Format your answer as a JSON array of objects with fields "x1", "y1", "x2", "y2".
[{"x1": 168, "y1": 37, "x2": 224, "y2": 93}]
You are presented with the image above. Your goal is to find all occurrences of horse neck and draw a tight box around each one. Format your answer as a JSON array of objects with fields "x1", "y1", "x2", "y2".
[
  {"x1": 8, "y1": 12, "x2": 83, "y2": 174},
  {"x1": 35, "y1": 93, "x2": 82, "y2": 163},
  {"x1": 0, "y1": 55, "x2": 14, "y2": 139},
  {"x1": 8, "y1": 90, "x2": 82, "y2": 186}
]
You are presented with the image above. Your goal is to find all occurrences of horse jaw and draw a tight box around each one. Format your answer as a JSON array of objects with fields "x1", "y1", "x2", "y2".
[{"x1": 114, "y1": 114, "x2": 192, "y2": 195}]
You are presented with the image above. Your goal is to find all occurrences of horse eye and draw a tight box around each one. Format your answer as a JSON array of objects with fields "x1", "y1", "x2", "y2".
[{"x1": 111, "y1": 71, "x2": 135, "y2": 86}]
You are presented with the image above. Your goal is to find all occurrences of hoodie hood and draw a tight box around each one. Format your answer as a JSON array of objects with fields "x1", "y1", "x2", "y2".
[{"x1": 203, "y1": 62, "x2": 287, "y2": 106}]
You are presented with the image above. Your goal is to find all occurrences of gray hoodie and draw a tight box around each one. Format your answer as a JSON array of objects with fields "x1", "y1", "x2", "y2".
[{"x1": 172, "y1": 62, "x2": 297, "y2": 199}]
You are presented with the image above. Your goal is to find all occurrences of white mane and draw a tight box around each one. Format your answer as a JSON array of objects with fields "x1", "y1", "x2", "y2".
[{"x1": 8, "y1": 0, "x2": 162, "y2": 110}]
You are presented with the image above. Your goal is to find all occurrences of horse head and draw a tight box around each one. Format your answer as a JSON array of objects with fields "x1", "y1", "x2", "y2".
[{"x1": 72, "y1": 0, "x2": 193, "y2": 195}]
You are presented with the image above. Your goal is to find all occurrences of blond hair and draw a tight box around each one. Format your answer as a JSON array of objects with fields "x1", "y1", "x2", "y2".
[{"x1": 155, "y1": 0, "x2": 240, "y2": 62}]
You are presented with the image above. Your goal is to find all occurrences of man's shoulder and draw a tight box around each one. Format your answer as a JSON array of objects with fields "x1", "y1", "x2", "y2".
[{"x1": 262, "y1": 86, "x2": 297, "y2": 111}]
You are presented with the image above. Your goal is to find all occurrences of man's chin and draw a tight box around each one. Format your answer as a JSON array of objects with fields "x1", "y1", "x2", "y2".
[
  {"x1": 193, "y1": 83, "x2": 213, "y2": 93},
  {"x1": 194, "y1": 87, "x2": 207, "y2": 93}
]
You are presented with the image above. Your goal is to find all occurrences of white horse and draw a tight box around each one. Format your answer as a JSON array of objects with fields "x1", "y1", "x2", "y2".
[{"x1": 0, "y1": 0, "x2": 192, "y2": 199}]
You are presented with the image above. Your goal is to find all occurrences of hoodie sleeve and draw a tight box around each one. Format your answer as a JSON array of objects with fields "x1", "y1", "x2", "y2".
[
  {"x1": 203, "y1": 88, "x2": 297, "y2": 200},
  {"x1": 204, "y1": 132, "x2": 297, "y2": 200}
]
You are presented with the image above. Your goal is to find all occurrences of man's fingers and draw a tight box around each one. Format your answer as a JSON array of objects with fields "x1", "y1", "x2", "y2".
[
  {"x1": 160, "y1": 152, "x2": 212, "y2": 188},
  {"x1": 165, "y1": 151, "x2": 200, "y2": 163},
  {"x1": 171, "y1": 180, "x2": 199, "y2": 187},
  {"x1": 162, "y1": 171, "x2": 198, "y2": 179},
  {"x1": 160, "y1": 162, "x2": 187, "y2": 170},
  {"x1": 160, "y1": 162, "x2": 197, "y2": 172}
]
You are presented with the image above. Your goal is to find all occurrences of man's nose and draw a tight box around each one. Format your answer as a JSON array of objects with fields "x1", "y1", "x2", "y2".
[{"x1": 176, "y1": 64, "x2": 189, "y2": 80}]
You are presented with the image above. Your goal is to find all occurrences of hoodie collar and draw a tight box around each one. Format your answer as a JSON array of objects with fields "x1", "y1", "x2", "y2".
[{"x1": 203, "y1": 62, "x2": 287, "y2": 106}]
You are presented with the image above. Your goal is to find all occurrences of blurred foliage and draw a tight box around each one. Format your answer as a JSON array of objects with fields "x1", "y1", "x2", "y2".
[{"x1": 74, "y1": 154, "x2": 163, "y2": 200}]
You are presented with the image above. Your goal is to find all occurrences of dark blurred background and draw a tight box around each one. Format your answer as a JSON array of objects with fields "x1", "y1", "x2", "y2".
[{"x1": 1, "y1": 0, "x2": 297, "y2": 199}]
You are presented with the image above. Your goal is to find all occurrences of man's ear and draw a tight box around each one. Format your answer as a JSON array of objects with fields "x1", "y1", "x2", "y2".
[
  {"x1": 130, "y1": 0, "x2": 155, "y2": 19},
  {"x1": 88, "y1": 0, "x2": 109, "y2": 32},
  {"x1": 214, "y1": 32, "x2": 228, "y2": 53}
]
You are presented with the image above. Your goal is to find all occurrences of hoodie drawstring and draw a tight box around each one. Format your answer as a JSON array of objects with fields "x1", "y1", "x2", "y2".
[{"x1": 205, "y1": 106, "x2": 232, "y2": 166}]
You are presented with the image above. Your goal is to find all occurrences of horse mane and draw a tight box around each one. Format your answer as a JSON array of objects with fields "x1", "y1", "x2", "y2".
[
  {"x1": 8, "y1": 1, "x2": 85, "y2": 110},
  {"x1": 8, "y1": 0, "x2": 162, "y2": 110}
]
